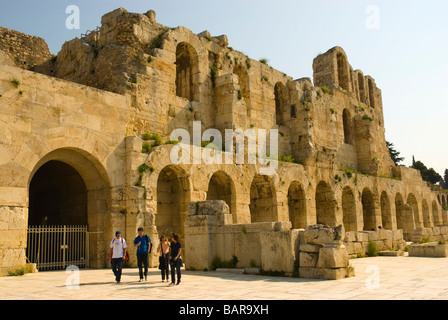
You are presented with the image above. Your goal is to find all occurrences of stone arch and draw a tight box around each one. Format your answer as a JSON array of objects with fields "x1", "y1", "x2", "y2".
[
  {"x1": 176, "y1": 42, "x2": 199, "y2": 101},
  {"x1": 315, "y1": 181, "x2": 336, "y2": 226},
  {"x1": 28, "y1": 147, "x2": 112, "y2": 268},
  {"x1": 287, "y1": 181, "x2": 306, "y2": 229},
  {"x1": 368, "y1": 78, "x2": 376, "y2": 108},
  {"x1": 337, "y1": 52, "x2": 350, "y2": 91},
  {"x1": 250, "y1": 174, "x2": 277, "y2": 223},
  {"x1": 395, "y1": 193, "x2": 408, "y2": 233},
  {"x1": 422, "y1": 199, "x2": 431, "y2": 228},
  {"x1": 342, "y1": 108, "x2": 353, "y2": 145},
  {"x1": 29, "y1": 160, "x2": 87, "y2": 226},
  {"x1": 406, "y1": 193, "x2": 420, "y2": 229},
  {"x1": 233, "y1": 64, "x2": 251, "y2": 116},
  {"x1": 380, "y1": 191, "x2": 392, "y2": 230},
  {"x1": 156, "y1": 165, "x2": 191, "y2": 244},
  {"x1": 342, "y1": 186, "x2": 357, "y2": 232},
  {"x1": 207, "y1": 170, "x2": 236, "y2": 222},
  {"x1": 433, "y1": 200, "x2": 440, "y2": 226},
  {"x1": 274, "y1": 82, "x2": 287, "y2": 126},
  {"x1": 362, "y1": 188, "x2": 376, "y2": 231},
  {"x1": 443, "y1": 195, "x2": 447, "y2": 208},
  {"x1": 357, "y1": 72, "x2": 366, "y2": 104}
]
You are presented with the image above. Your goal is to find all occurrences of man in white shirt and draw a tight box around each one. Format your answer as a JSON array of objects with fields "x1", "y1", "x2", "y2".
[{"x1": 109, "y1": 231, "x2": 128, "y2": 283}]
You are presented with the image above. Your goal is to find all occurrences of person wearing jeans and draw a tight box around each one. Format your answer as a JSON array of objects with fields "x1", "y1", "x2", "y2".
[
  {"x1": 109, "y1": 231, "x2": 127, "y2": 284},
  {"x1": 134, "y1": 227, "x2": 151, "y2": 282},
  {"x1": 169, "y1": 233, "x2": 182, "y2": 286}
]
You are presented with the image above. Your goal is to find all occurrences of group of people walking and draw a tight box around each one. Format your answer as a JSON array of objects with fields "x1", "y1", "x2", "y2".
[{"x1": 109, "y1": 228, "x2": 182, "y2": 286}]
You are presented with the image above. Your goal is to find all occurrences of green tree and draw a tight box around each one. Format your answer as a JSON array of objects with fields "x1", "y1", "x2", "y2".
[
  {"x1": 440, "y1": 169, "x2": 448, "y2": 189},
  {"x1": 412, "y1": 159, "x2": 442, "y2": 185},
  {"x1": 386, "y1": 141, "x2": 404, "y2": 165}
]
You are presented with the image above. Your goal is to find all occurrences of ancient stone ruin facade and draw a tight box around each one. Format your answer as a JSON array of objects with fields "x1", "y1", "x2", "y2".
[{"x1": 0, "y1": 8, "x2": 447, "y2": 277}]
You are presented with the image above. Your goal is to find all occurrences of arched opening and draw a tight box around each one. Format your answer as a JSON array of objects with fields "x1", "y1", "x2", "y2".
[
  {"x1": 368, "y1": 78, "x2": 376, "y2": 108},
  {"x1": 362, "y1": 188, "x2": 376, "y2": 231},
  {"x1": 29, "y1": 161, "x2": 87, "y2": 226},
  {"x1": 395, "y1": 193, "x2": 407, "y2": 233},
  {"x1": 287, "y1": 181, "x2": 306, "y2": 229},
  {"x1": 433, "y1": 200, "x2": 440, "y2": 226},
  {"x1": 422, "y1": 200, "x2": 431, "y2": 228},
  {"x1": 233, "y1": 64, "x2": 250, "y2": 116},
  {"x1": 343, "y1": 109, "x2": 353, "y2": 145},
  {"x1": 407, "y1": 193, "x2": 420, "y2": 230},
  {"x1": 342, "y1": 186, "x2": 357, "y2": 232},
  {"x1": 358, "y1": 73, "x2": 366, "y2": 104},
  {"x1": 156, "y1": 165, "x2": 191, "y2": 244},
  {"x1": 250, "y1": 174, "x2": 277, "y2": 223},
  {"x1": 380, "y1": 191, "x2": 392, "y2": 230},
  {"x1": 28, "y1": 148, "x2": 111, "y2": 269},
  {"x1": 315, "y1": 181, "x2": 336, "y2": 226},
  {"x1": 207, "y1": 171, "x2": 236, "y2": 222},
  {"x1": 337, "y1": 52, "x2": 350, "y2": 91},
  {"x1": 274, "y1": 82, "x2": 287, "y2": 126},
  {"x1": 176, "y1": 42, "x2": 198, "y2": 101}
]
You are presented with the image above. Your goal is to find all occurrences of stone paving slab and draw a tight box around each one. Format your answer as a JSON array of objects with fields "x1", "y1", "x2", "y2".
[{"x1": 1, "y1": 256, "x2": 448, "y2": 300}]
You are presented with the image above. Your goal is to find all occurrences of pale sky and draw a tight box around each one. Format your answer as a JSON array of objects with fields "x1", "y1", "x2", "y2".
[{"x1": 1, "y1": 0, "x2": 447, "y2": 176}]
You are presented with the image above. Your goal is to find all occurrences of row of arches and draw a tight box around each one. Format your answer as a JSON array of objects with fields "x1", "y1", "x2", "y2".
[
  {"x1": 336, "y1": 51, "x2": 376, "y2": 108},
  {"x1": 174, "y1": 41, "x2": 291, "y2": 127},
  {"x1": 26, "y1": 148, "x2": 444, "y2": 267},
  {"x1": 155, "y1": 165, "x2": 444, "y2": 243}
]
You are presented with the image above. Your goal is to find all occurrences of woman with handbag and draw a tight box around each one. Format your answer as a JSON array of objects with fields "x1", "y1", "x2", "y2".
[{"x1": 157, "y1": 235, "x2": 170, "y2": 282}]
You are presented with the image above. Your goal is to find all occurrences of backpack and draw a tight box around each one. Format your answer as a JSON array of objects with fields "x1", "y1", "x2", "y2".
[
  {"x1": 145, "y1": 235, "x2": 153, "y2": 254},
  {"x1": 113, "y1": 238, "x2": 129, "y2": 262}
]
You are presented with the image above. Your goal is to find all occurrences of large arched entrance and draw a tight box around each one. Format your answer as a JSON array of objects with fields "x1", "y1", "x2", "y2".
[
  {"x1": 27, "y1": 148, "x2": 111, "y2": 269},
  {"x1": 156, "y1": 165, "x2": 191, "y2": 244},
  {"x1": 29, "y1": 161, "x2": 87, "y2": 226}
]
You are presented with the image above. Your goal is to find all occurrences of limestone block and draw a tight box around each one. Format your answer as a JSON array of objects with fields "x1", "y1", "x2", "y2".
[
  {"x1": 356, "y1": 232, "x2": 369, "y2": 242},
  {"x1": 382, "y1": 239, "x2": 393, "y2": 251},
  {"x1": 435, "y1": 244, "x2": 448, "y2": 257},
  {"x1": 378, "y1": 229, "x2": 387, "y2": 240},
  {"x1": 317, "y1": 245, "x2": 348, "y2": 269},
  {"x1": 393, "y1": 229, "x2": 404, "y2": 241},
  {"x1": 363, "y1": 231, "x2": 379, "y2": 241},
  {"x1": 299, "y1": 244, "x2": 321, "y2": 253},
  {"x1": 303, "y1": 224, "x2": 342, "y2": 245},
  {"x1": 299, "y1": 267, "x2": 348, "y2": 280},
  {"x1": 344, "y1": 231, "x2": 357, "y2": 243},
  {"x1": 353, "y1": 242, "x2": 363, "y2": 254},
  {"x1": 384, "y1": 230, "x2": 393, "y2": 241},
  {"x1": 299, "y1": 252, "x2": 318, "y2": 267}
]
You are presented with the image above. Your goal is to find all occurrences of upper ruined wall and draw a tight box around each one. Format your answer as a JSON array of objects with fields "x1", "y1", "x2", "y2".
[
  {"x1": 0, "y1": 27, "x2": 54, "y2": 74},
  {"x1": 0, "y1": 8, "x2": 396, "y2": 176}
]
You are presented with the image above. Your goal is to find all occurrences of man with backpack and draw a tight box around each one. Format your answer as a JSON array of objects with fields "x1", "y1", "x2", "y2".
[
  {"x1": 109, "y1": 231, "x2": 128, "y2": 284},
  {"x1": 134, "y1": 227, "x2": 152, "y2": 282}
]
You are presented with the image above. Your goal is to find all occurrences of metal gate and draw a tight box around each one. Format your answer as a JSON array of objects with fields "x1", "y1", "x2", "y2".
[{"x1": 26, "y1": 225, "x2": 89, "y2": 271}]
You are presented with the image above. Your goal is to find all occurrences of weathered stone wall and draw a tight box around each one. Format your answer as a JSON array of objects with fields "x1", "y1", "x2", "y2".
[
  {"x1": 411, "y1": 226, "x2": 448, "y2": 244},
  {"x1": 0, "y1": 8, "x2": 447, "y2": 276},
  {"x1": 0, "y1": 64, "x2": 131, "y2": 275},
  {"x1": 185, "y1": 200, "x2": 300, "y2": 274},
  {"x1": 0, "y1": 27, "x2": 54, "y2": 74},
  {"x1": 344, "y1": 229, "x2": 406, "y2": 257}
]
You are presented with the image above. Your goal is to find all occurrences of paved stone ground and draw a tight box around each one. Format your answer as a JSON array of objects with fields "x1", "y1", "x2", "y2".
[{"x1": 1, "y1": 256, "x2": 448, "y2": 300}]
